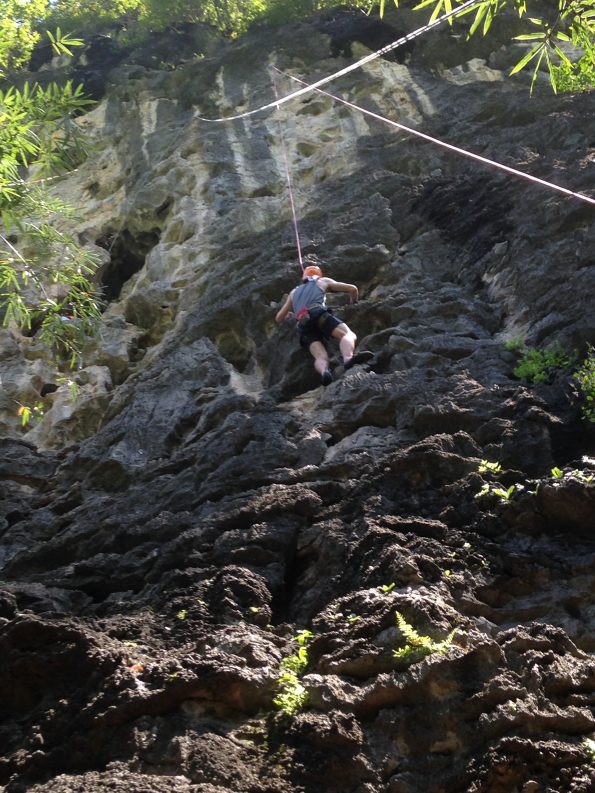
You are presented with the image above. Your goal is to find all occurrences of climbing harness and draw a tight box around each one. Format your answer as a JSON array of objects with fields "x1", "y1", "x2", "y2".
[
  {"x1": 296, "y1": 305, "x2": 330, "y2": 329},
  {"x1": 271, "y1": 66, "x2": 595, "y2": 209},
  {"x1": 293, "y1": 275, "x2": 332, "y2": 329}
]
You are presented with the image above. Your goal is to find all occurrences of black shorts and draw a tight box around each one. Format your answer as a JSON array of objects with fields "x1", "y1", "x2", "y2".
[{"x1": 297, "y1": 308, "x2": 343, "y2": 349}]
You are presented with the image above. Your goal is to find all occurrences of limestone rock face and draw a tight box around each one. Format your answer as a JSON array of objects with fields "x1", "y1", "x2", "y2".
[{"x1": 1, "y1": 11, "x2": 595, "y2": 793}]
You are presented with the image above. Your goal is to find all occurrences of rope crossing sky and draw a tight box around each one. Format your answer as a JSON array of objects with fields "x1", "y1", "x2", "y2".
[
  {"x1": 272, "y1": 67, "x2": 595, "y2": 209},
  {"x1": 195, "y1": 1, "x2": 595, "y2": 210},
  {"x1": 195, "y1": 0, "x2": 481, "y2": 123}
]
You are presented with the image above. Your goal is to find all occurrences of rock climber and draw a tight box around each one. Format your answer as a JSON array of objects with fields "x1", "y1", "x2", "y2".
[{"x1": 275, "y1": 259, "x2": 373, "y2": 386}]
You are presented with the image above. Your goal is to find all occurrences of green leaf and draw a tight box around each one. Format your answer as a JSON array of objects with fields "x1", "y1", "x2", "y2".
[
  {"x1": 530, "y1": 45, "x2": 547, "y2": 92},
  {"x1": 296, "y1": 629, "x2": 313, "y2": 646},
  {"x1": 510, "y1": 43, "x2": 543, "y2": 75},
  {"x1": 468, "y1": 3, "x2": 488, "y2": 36},
  {"x1": 552, "y1": 43, "x2": 572, "y2": 67},
  {"x1": 546, "y1": 47, "x2": 558, "y2": 93},
  {"x1": 514, "y1": 33, "x2": 547, "y2": 41}
]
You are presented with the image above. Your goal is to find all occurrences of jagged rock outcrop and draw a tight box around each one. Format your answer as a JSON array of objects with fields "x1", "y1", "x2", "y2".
[{"x1": 1, "y1": 8, "x2": 595, "y2": 793}]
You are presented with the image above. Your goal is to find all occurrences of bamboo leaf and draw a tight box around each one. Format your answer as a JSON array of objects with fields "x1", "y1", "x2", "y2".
[
  {"x1": 529, "y1": 46, "x2": 547, "y2": 92},
  {"x1": 552, "y1": 43, "x2": 572, "y2": 66},
  {"x1": 510, "y1": 43, "x2": 543, "y2": 74},
  {"x1": 545, "y1": 47, "x2": 558, "y2": 93},
  {"x1": 468, "y1": 3, "x2": 489, "y2": 36},
  {"x1": 514, "y1": 32, "x2": 546, "y2": 40},
  {"x1": 430, "y1": 1, "x2": 446, "y2": 22}
]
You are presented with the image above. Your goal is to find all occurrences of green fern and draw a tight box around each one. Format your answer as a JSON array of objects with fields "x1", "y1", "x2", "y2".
[
  {"x1": 273, "y1": 630, "x2": 313, "y2": 716},
  {"x1": 393, "y1": 612, "x2": 456, "y2": 663}
]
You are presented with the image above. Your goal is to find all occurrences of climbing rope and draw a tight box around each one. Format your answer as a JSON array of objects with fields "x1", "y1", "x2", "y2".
[
  {"x1": 270, "y1": 68, "x2": 304, "y2": 270},
  {"x1": 195, "y1": 0, "x2": 481, "y2": 123},
  {"x1": 271, "y1": 66, "x2": 595, "y2": 208},
  {"x1": 89, "y1": 4, "x2": 480, "y2": 273}
]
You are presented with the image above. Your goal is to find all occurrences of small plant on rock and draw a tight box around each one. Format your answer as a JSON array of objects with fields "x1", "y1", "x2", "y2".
[
  {"x1": 583, "y1": 737, "x2": 595, "y2": 760},
  {"x1": 393, "y1": 612, "x2": 456, "y2": 664},
  {"x1": 513, "y1": 342, "x2": 575, "y2": 384},
  {"x1": 478, "y1": 459, "x2": 502, "y2": 474},
  {"x1": 475, "y1": 483, "x2": 519, "y2": 502},
  {"x1": 553, "y1": 54, "x2": 595, "y2": 94},
  {"x1": 570, "y1": 470, "x2": 594, "y2": 484},
  {"x1": 17, "y1": 400, "x2": 45, "y2": 428},
  {"x1": 273, "y1": 629, "x2": 313, "y2": 716},
  {"x1": 573, "y1": 345, "x2": 595, "y2": 423},
  {"x1": 56, "y1": 376, "x2": 79, "y2": 402},
  {"x1": 504, "y1": 336, "x2": 526, "y2": 352},
  {"x1": 493, "y1": 484, "x2": 518, "y2": 501}
]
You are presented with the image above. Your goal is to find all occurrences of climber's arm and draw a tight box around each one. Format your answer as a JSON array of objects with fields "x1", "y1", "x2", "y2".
[
  {"x1": 322, "y1": 278, "x2": 359, "y2": 304},
  {"x1": 275, "y1": 290, "x2": 294, "y2": 323}
]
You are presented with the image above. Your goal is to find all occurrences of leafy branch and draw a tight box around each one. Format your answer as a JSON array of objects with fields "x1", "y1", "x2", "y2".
[
  {"x1": 0, "y1": 80, "x2": 101, "y2": 367},
  {"x1": 45, "y1": 27, "x2": 84, "y2": 57},
  {"x1": 386, "y1": 0, "x2": 595, "y2": 93},
  {"x1": 0, "y1": 1, "x2": 85, "y2": 76}
]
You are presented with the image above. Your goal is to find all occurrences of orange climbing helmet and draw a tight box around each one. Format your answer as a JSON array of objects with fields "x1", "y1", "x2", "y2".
[{"x1": 303, "y1": 264, "x2": 322, "y2": 278}]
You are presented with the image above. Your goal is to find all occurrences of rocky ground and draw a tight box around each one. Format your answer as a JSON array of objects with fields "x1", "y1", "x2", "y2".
[{"x1": 1, "y1": 7, "x2": 595, "y2": 793}]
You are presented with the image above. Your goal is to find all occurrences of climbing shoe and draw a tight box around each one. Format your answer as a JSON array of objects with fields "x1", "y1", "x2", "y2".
[
  {"x1": 344, "y1": 350, "x2": 374, "y2": 370},
  {"x1": 321, "y1": 369, "x2": 333, "y2": 386}
]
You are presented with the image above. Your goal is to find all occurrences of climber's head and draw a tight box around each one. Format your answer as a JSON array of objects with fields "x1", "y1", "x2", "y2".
[{"x1": 303, "y1": 264, "x2": 322, "y2": 279}]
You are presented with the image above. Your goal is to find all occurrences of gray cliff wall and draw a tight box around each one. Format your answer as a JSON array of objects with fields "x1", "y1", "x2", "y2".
[{"x1": 1, "y1": 10, "x2": 595, "y2": 793}]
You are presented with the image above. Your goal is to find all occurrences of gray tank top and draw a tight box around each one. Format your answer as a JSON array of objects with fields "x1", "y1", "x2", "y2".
[{"x1": 292, "y1": 278, "x2": 326, "y2": 314}]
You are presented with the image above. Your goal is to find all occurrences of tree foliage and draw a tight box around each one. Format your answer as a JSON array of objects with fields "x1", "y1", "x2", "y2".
[
  {"x1": 140, "y1": 0, "x2": 267, "y2": 35},
  {"x1": 40, "y1": 0, "x2": 273, "y2": 39},
  {"x1": 36, "y1": 0, "x2": 372, "y2": 43},
  {"x1": 42, "y1": 0, "x2": 145, "y2": 37},
  {"x1": 387, "y1": 0, "x2": 595, "y2": 93},
  {"x1": 0, "y1": 67, "x2": 101, "y2": 367},
  {"x1": 1, "y1": 0, "x2": 593, "y2": 86},
  {"x1": 0, "y1": 0, "x2": 49, "y2": 73}
]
